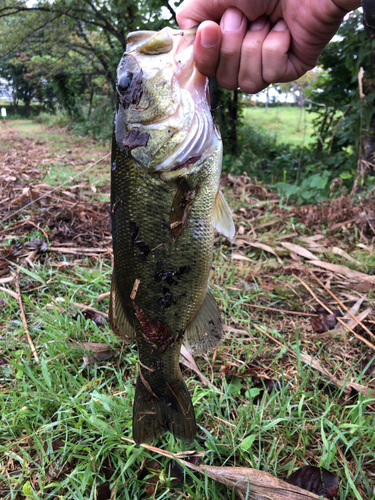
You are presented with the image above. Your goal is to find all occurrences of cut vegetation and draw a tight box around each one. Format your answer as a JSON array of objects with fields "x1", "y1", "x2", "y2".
[{"x1": 1, "y1": 122, "x2": 375, "y2": 499}]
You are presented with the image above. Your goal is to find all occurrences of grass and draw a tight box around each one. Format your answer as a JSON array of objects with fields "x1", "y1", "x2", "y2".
[
  {"x1": 1, "y1": 252, "x2": 375, "y2": 499},
  {"x1": 1, "y1": 121, "x2": 375, "y2": 499},
  {"x1": 243, "y1": 106, "x2": 319, "y2": 147}
]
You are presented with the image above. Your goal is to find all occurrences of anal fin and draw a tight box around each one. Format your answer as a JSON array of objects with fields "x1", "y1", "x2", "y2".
[
  {"x1": 213, "y1": 189, "x2": 235, "y2": 238},
  {"x1": 109, "y1": 272, "x2": 136, "y2": 343},
  {"x1": 183, "y1": 290, "x2": 223, "y2": 355}
]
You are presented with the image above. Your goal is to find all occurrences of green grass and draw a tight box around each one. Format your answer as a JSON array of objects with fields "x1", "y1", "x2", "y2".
[
  {"x1": 1, "y1": 251, "x2": 375, "y2": 499},
  {"x1": 1, "y1": 121, "x2": 375, "y2": 499},
  {"x1": 243, "y1": 106, "x2": 319, "y2": 147}
]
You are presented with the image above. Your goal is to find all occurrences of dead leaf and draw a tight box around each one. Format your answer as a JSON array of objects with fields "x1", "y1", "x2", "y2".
[
  {"x1": 248, "y1": 241, "x2": 282, "y2": 264},
  {"x1": 311, "y1": 314, "x2": 337, "y2": 333},
  {"x1": 180, "y1": 345, "x2": 217, "y2": 390},
  {"x1": 286, "y1": 466, "x2": 338, "y2": 499},
  {"x1": 281, "y1": 242, "x2": 317, "y2": 260},
  {"x1": 97, "y1": 482, "x2": 110, "y2": 500},
  {"x1": 81, "y1": 342, "x2": 116, "y2": 366},
  {"x1": 252, "y1": 377, "x2": 279, "y2": 401},
  {"x1": 309, "y1": 260, "x2": 375, "y2": 282},
  {"x1": 232, "y1": 253, "x2": 253, "y2": 262},
  {"x1": 332, "y1": 295, "x2": 370, "y2": 334},
  {"x1": 330, "y1": 246, "x2": 361, "y2": 265},
  {"x1": 172, "y1": 460, "x2": 322, "y2": 500}
]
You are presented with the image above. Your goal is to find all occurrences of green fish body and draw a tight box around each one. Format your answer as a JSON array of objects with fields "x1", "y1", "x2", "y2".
[{"x1": 110, "y1": 27, "x2": 234, "y2": 444}]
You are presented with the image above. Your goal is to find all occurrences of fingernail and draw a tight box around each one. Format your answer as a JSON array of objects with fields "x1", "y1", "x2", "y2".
[
  {"x1": 273, "y1": 19, "x2": 287, "y2": 32},
  {"x1": 200, "y1": 27, "x2": 219, "y2": 48},
  {"x1": 222, "y1": 8, "x2": 244, "y2": 32},
  {"x1": 250, "y1": 17, "x2": 267, "y2": 31}
]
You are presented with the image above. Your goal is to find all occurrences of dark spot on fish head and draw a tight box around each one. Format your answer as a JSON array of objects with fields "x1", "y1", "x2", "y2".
[
  {"x1": 129, "y1": 221, "x2": 139, "y2": 245},
  {"x1": 118, "y1": 72, "x2": 133, "y2": 93},
  {"x1": 208, "y1": 319, "x2": 214, "y2": 325},
  {"x1": 123, "y1": 129, "x2": 150, "y2": 150}
]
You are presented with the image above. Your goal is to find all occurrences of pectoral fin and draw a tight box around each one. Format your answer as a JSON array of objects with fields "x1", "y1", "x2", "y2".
[
  {"x1": 109, "y1": 272, "x2": 136, "y2": 343},
  {"x1": 183, "y1": 290, "x2": 223, "y2": 355},
  {"x1": 213, "y1": 189, "x2": 235, "y2": 238}
]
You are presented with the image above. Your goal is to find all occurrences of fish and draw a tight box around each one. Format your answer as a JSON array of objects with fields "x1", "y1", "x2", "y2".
[{"x1": 109, "y1": 26, "x2": 235, "y2": 445}]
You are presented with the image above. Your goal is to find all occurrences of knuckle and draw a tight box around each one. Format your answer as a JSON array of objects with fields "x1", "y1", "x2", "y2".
[
  {"x1": 242, "y1": 38, "x2": 262, "y2": 58},
  {"x1": 220, "y1": 45, "x2": 240, "y2": 59}
]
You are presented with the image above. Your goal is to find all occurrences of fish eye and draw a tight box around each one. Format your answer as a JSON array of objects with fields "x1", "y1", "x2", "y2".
[{"x1": 118, "y1": 72, "x2": 133, "y2": 93}]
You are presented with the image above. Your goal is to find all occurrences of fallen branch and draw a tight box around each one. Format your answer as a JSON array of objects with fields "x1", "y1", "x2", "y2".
[{"x1": 70, "y1": 301, "x2": 108, "y2": 318}]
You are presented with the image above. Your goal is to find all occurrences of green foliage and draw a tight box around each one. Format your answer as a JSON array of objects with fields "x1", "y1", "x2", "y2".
[
  {"x1": 0, "y1": 0, "x2": 180, "y2": 119},
  {"x1": 275, "y1": 171, "x2": 331, "y2": 205},
  {"x1": 309, "y1": 10, "x2": 375, "y2": 155},
  {"x1": 71, "y1": 98, "x2": 113, "y2": 141}
]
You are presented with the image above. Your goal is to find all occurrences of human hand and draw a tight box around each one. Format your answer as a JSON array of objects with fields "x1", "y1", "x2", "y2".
[{"x1": 176, "y1": 0, "x2": 362, "y2": 93}]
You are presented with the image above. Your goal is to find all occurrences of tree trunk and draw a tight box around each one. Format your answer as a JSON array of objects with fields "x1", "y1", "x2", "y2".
[
  {"x1": 228, "y1": 89, "x2": 238, "y2": 156},
  {"x1": 88, "y1": 85, "x2": 94, "y2": 118},
  {"x1": 208, "y1": 77, "x2": 240, "y2": 156},
  {"x1": 352, "y1": 12, "x2": 375, "y2": 193},
  {"x1": 24, "y1": 98, "x2": 31, "y2": 117}
]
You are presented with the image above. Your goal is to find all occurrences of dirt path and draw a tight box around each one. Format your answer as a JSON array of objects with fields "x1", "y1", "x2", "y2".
[{"x1": 0, "y1": 121, "x2": 111, "y2": 279}]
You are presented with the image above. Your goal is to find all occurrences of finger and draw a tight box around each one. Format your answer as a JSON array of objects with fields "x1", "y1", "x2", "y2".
[
  {"x1": 176, "y1": 0, "x2": 269, "y2": 29},
  {"x1": 216, "y1": 8, "x2": 248, "y2": 90},
  {"x1": 261, "y1": 19, "x2": 301, "y2": 83},
  {"x1": 193, "y1": 21, "x2": 222, "y2": 78},
  {"x1": 237, "y1": 16, "x2": 271, "y2": 94}
]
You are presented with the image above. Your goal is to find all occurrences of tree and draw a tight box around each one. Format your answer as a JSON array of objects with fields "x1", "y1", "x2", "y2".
[
  {"x1": 0, "y1": 0, "x2": 179, "y2": 122},
  {"x1": 0, "y1": 52, "x2": 40, "y2": 116},
  {"x1": 309, "y1": 10, "x2": 375, "y2": 189}
]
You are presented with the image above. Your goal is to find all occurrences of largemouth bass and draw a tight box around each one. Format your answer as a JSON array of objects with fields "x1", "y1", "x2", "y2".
[{"x1": 110, "y1": 27, "x2": 235, "y2": 444}]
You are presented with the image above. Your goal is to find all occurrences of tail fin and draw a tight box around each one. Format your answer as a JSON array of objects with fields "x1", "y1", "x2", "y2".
[{"x1": 133, "y1": 374, "x2": 196, "y2": 444}]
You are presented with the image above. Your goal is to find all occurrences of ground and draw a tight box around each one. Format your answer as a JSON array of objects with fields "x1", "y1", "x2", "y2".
[{"x1": 0, "y1": 120, "x2": 375, "y2": 500}]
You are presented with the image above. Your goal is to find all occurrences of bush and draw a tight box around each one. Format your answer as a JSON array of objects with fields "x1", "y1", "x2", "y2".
[
  {"x1": 223, "y1": 121, "x2": 360, "y2": 204},
  {"x1": 37, "y1": 105, "x2": 72, "y2": 128},
  {"x1": 37, "y1": 98, "x2": 113, "y2": 141}
]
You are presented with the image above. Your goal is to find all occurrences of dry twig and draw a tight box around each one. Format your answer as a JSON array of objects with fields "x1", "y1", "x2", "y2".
[{"x1": 15, "y1": 274, "x2": 39, "y2": 363}]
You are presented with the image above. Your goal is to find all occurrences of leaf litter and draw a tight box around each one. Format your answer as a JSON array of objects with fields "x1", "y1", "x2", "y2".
[{"x1": 1, "y1": 125, "x2": 375, "y2": 498}]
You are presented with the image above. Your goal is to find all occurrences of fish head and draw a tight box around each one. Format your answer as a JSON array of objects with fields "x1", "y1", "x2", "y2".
[{"x1": 114, "y1": 27, "x2": 220, "y2": 174}]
